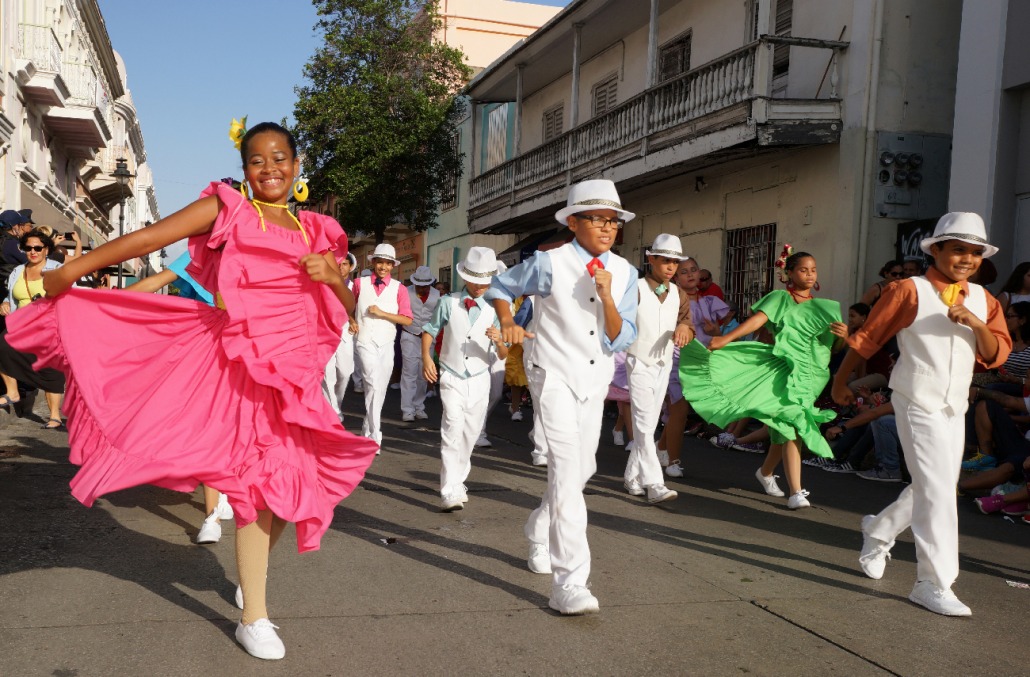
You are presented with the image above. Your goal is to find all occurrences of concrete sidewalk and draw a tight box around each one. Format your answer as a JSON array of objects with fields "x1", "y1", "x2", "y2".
[{"x1": 0, "y1": 391, "x2": 1026, "y2": 676}]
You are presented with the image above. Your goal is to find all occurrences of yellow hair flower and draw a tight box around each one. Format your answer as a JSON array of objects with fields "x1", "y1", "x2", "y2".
[{"x1": 229, "y1": 116, "x2": 248, "y2": 150}]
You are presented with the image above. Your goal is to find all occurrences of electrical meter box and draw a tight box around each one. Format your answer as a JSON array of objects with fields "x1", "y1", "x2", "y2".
[{"x1": 873, "y1": 132, "x2": 951, "y2": 220}]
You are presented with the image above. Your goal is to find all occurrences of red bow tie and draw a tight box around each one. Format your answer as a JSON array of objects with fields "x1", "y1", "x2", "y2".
[
  {"x1": 374, "y1": 276, "x2": 385, "y2": 288},
  {"x1": 463, "y1": 298, "x2": 477, "y2": 311},
  {"x1": 586, "y1": 257, "x2": 604, "y2": 277}
]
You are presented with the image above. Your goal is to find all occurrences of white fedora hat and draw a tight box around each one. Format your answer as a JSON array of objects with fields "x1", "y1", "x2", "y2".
[
  {"x1": 457, "y1": 246, "x2": 499, "y2": 283},
  {"x1": 555, "y1": 179, "x2": 636, "y2": 225},
  {"x1": 920, "y1": 212, "x2": 998, "y2": 258},
  {"x1": 359, "y1": 268, "x2": 372, "y2": 277},
  {"x1": 344, "y1": 252, "x2": 357, "y2": 269},
  {"x1": 409, "y1": 265, "x2": 436, "y2": 285},
  {"x1": 367, "y1": 243, "x2": 401, "y2": 265},
  {"x1": 645, "y1": 233, "x2": 687, "y2": 260}
]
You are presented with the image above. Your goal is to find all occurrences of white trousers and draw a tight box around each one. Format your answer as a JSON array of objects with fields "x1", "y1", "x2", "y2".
[
  {"x1": 479, "y1": 355, "x2": 506, "y2": 438},
  {"x1": 356, "y1": 340, "x2": 394, "y2": 444},
  {"x1": 322, "y1": 332, "x2": 354, "y2": 418},
  {"x1": 400, "y1": 331, "x2": 428, "y2": 416},
  {"x1": 439, "y1": 369, "x2": 491, "y2": 496},
  {"x1": 866, "y1": 393, "x2": 965, "y2": 589},
  {"x1": 352, "y1": 345, "x2": 364, "y2": 389},
  {"x1": 624, "y1": 356, "x2": 671, "y2": 487},
  {"x1": 524, "y1": 365, "x2": 605, "y2": 586}
]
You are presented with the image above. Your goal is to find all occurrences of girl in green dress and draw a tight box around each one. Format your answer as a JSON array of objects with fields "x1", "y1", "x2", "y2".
[{"x1": 680, "y1": 249, "x2": 848, "y2": 509}]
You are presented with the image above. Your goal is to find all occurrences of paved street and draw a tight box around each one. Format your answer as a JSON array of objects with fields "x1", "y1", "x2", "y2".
[{"x1": 0, "y1": 390, "x2": 1026, "y2": 676}]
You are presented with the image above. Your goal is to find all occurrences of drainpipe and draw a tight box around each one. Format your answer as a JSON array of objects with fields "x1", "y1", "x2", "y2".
[{"x1": 854, "y1": 0, "x2": 885, "y2": 300}]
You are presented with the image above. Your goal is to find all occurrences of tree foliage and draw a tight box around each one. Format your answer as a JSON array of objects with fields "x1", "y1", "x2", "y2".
[{"x1": 293, "y1": 0, "x2": 473, "y2": 242}]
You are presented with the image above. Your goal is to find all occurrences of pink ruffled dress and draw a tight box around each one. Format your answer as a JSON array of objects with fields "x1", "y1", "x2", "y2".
[{"x1": 6, "y1": 182, "x2": 379, "y2": 552}]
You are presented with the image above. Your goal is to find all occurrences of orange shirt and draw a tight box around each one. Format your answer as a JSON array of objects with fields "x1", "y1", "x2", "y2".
[{"x1": 847, "y1": 267, "x2": 1011, "y2": 369}]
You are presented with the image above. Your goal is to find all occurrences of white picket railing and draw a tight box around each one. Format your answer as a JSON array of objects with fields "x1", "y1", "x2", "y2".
[{"x1": 18, "y1": 24, "x2": 62, "y2": 73}]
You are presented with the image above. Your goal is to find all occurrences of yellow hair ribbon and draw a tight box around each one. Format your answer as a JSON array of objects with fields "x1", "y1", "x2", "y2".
[{"x1": 229, "y1": 116, "x2": 248, "y2": 151}]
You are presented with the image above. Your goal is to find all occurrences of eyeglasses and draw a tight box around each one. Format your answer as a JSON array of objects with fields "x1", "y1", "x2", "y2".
[
  {"x1": 574, "y1": 214, "x2": 625, "y2": 230},
  {"x1": 21, "y1": 245, "x2": 45, "y2": 252}
]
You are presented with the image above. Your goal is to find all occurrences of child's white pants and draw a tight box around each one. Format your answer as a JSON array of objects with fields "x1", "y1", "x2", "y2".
[
  {"x1": 356, "y1": 340, "x2": 394, "y2": 445},
  {"x1": 479, "y1": 354, "x2": 506, "y2": 438},
  {"x1": 624, "y1": 356, "x2": 671, "y2": 487},
  {"x1": 524, "y1": 365, "x2": 604, "y2": 586},
  {"x1": 865, "y1": 393, "x2": 965, "y2": 590},
  {"x1": 439, "y1": 369, "x2": 490, "y2": 495},
  {"x1": 322, "y1": 331, "x2": 354, "y2": 418}
]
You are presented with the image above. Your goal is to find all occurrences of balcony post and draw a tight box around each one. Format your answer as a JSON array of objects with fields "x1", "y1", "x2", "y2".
[
  {"x1": 570, "y1": 23, "x2": 583, "y2": 128},
  {"x1": 645, "y1": 0, "x2": 660, "y2": 88},
  {"x1": 753, "y1": 0, "x2": 774, "y2": 102},
  {"x1": 514, "y1": 64, "x2": 524, "y2": 156}
]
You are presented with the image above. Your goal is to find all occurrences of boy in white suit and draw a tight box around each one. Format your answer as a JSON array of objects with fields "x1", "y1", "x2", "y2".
[
  {"x1": 488, "y1": 179, "x2": 639, "y2": 615},
  {"x1": 401, "y1": 266, "x2": 440, "y2": 422},
  {"x1": 833, "y1": 212, "x2": 1011, "y2": 616},
  {"x1": 323, "y1": 252, "x2": 357, "y2": 420},
  {"x1": 422, "y1": 248, "x2": 508, "y2": 511}
]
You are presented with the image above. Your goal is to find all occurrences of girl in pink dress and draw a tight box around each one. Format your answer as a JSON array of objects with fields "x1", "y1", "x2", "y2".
[{"x1": 6, "y1": 122, "x2": 378, "y2": 660}]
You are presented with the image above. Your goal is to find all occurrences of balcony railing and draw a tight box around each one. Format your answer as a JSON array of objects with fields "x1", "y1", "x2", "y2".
[
  {"x1": 63, "y1": 62, "x2": 98, "y2": 106},
  {"x1": 18, "y1": 24, "x2": 62, "y2": 73},
  {"x1": 471, "y1": 35, "x2": 846, "y2": 210}
]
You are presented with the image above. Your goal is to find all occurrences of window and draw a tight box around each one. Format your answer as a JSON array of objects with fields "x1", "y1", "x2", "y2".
[
  {"x1": 485, "y1": 104, "x2": 509, "y2": 171},
  {"x1": 773, "y1": 0, "x2": 793, "y2": 80},
  {"x1": 592, "y1": 74, "x2": 618, "y2": 118},
  {"x1": 658, "y1": 32, "x2": 692, "y2": 82},
  {"x1": 438, "y1": 266, "x2": 452, "y2": 293},
  {"x1": 441, "y1": 131, "x2": 459, "y2": 211},
  {"x1": 542, "y1": 104, "x2": 564, "y2": 142},
  {"x1": 722, "y1": 223, "x2": 777, "y2": 317}
]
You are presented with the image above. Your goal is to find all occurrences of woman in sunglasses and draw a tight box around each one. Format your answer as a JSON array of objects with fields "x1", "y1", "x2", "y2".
[
  {"x1": 0, "y1": 229, "x2": 65, "y2": 428},
  {"x1": 859, "y1": 259, "x2": 904, "y2": 307}
]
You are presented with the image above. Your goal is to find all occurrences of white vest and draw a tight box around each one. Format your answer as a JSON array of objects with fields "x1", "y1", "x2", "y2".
[
  {"x1": 439, "y1": 294, "x2": 496, "y2": 377},
  {"x1": 525, "y1": 243, "x2": 632, "y2": 398},
  {"x1": 406, "y1": 285, "x2": 440, "y2": 336},
  {"x1": 356, "y1": 277, "x2": 401, "y2": 348},
  {"x1": 627, "y1": 278, "x2": 679, "y2": 367},
  {"x1": 890, "y1": 275, "x2": 987, "y2": 412}
]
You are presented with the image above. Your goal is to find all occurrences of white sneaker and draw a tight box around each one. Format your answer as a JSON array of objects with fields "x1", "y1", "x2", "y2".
[
  {"x1": 787, "y1": 489, "x2": 811, "y2": 509},
  {"x1": 414, "y1": 411, "x2": 429, "y2": 420},
  {"x1": 612, "y1": 429, "x2": 625, "y2": 446},
  {"x1": 440, "y1": 492, "x2": 464, "y2": 512},
  {"x1": 665, "y1": 460, "x2": 684, "y2": 478},
  {"x1": 196, "y1": 513, "x2": 222, "y2": 544},
  {"x1": 511, "y1": 409, "x2": 524, "y2": 422},
  {"x1": 755, "y1": 468, "x2": 785, "y2": 497},
  {"x1": 401, "y1": 413, "x2": 415, "y2": 422},
  {"x1": 235, "y1": 618, "x2": 285, "y2": 660},
  {"x1": 909, "y1": 581, "x2": 972, "y2": 616},
  {"x1": 656, "y1": 448, "x2": 670, "y2": 467},
  {"x1": 858, "y1": 515, "x2": 894, "y2": 579},
  {"x1": 531, "y1": 453, "x2": 548, "y2": 467},
  {"x1": 216, "y1": 493, "x2": 234, "y2": 521},
  {"x1": 527, "y1": 543, "x2": 551, "y2": 574},
  {"x1": 624, "y1": 478, "x2": 645, "y2": 496},
  {"x1": 474, "y1": 435, "x2": 492, "y2": 448},
  {"x1": 549, "y1": 583, "x2": 599, "y2": 615},
  {"x1": 646, "y1": 484, "x2": 678, "y2": 504}
]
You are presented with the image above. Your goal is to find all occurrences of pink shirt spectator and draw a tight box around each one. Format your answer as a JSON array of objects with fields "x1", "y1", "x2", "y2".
[{"x1": 352, "y1": 275, "x2": 413, "y2": 318}]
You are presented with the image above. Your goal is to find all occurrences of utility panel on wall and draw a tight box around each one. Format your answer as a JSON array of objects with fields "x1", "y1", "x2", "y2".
[{"x1": 873, "y1": 132, "x2": 951, "y2": 220}]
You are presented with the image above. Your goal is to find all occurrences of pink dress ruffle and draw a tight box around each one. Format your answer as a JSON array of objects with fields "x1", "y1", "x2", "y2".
[{"x1": 6, "y1": 182, "x2": 378, "y2": 553}]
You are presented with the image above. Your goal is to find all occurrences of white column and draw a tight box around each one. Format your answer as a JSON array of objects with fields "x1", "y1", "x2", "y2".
[
  {"x1": 570, "y1": 23, "x2": 583, "y2": 127},
  {"x1": 646, "y1": 0, "x2": 660, "y2": 87},
  {"x1": 514, "y1": 64, "x2": 524, "y2": 156}
]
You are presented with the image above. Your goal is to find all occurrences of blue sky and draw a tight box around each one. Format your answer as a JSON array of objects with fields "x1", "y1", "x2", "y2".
[{"x1": 98, "y1": 0, "x2": 571, "y2": 217}]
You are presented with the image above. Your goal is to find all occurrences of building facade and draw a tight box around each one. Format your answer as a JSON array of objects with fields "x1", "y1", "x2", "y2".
[
  {"x1": 464, "y1": 0, "x2": 963, "y2": 312},
  {"x1": 1, "y1": 0, "x2": 160, "y2": 283}
]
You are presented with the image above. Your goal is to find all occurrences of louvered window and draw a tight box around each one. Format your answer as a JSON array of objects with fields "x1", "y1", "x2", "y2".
[
  {"x1": 486, "y1": 104, "x2": 509, "y2": 170},
  {"x1": 592, "y1": 75, "x2": 618, "y2": 118},
  {"x1": 659, "y1": 33, "x2": 692, "y2": 82},
  {"x1": 542, "y1": 104, "x2": 564, "y2": 142},
  {"x1": 773, "y1": 0, "x2": 792, "y2": 79}
]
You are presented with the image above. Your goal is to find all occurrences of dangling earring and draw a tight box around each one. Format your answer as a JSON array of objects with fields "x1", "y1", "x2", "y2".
[
  {"x1": 239, "y1": 181, "x2": 250, "y2": 199},
  {"x1": 814, "y1": 281, "x2": 821, "y2": 292},
  {"x1": 292, "y1": 179, "x2": 309, "y2": 203}
]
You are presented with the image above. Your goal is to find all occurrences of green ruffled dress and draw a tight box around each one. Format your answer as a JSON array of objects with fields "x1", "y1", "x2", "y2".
[{"x1": 679, "y1": 290, "x2": 841, "y2": 457}]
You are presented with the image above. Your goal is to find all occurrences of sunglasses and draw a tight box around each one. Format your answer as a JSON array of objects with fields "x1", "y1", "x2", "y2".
[{"x1": 21, "y1": 245, "x2": 46, "y2": 252}]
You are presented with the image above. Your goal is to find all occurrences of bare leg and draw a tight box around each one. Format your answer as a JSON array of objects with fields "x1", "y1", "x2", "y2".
[
  {"x1": 510, "y1": 385, "x2": 524, "y2": 414},
  {"x1": 761, "y1": 443, "x2": 783, "y2": 478},
  {"x1": 43, "y1": 391, "x2": 63, "y2": 426},
  {"x1": 203, "y1": 485, "x2": 220, "y2": 515},
  {"x1": 780, "y1": 439, "x2": 803, "y2": 495},
  {"x1": 735, "y1": 425, "x2": 770, "y2": 445},
  {"x1": 618, "y1": 401, "x2": 633, "y2": 443},
  {"x1": 973, "y1": 401, "x2": 995, "y2": 456},
  {"x1": 237, "y1": 510, "x2": 274, "y2": 624},
  {"x1": 1, "y1": 373, "x2": 19, "y2": 401}
]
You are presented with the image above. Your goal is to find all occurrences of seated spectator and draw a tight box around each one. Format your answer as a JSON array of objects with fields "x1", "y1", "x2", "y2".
[
  {"x1": 971, "y1": 456, "x2": 1029, "y2": 516},
  {"x1": 0, "y1": 229, "x2": 66, "y2": 428},
  {"x1": 962, "y1": 388, "x2": 1030, "y2": 472},
  {"x1": 859, "y1": 260, "x2": 903, "y2": 306},
  {"x1": 959, "y1": 399, "x2": 1030, "y2": 510},
  {"x1": 856, "y1": 414, "x2": 905, "y2": 483},
  {"x1": 973, "y1": 301, "x2": 1030, "y2": 397},
  {"x1": 901, "y1": 256, "x2": 925, "y2": 278},
  {"x1": 998, "y1": 261, "x2": 1030, "y2": 313},
  {"x1": 820, "y1": 393, "x2": 893, "y2": 473},
  {"x1": 697, "y1": 269, "x2": 724, "y2": 300}
]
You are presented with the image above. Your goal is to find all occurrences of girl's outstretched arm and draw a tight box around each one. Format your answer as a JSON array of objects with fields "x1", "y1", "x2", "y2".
[{"x1": 44, "y1": 196, "x2": 221, "y2": 297}]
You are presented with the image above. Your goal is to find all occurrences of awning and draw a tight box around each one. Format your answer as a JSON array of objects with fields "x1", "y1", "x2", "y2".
[
  {"x1": 497, "y1": 228, "x2": 558, "y2": 266},
  {"x1": 19, "y1": 186, "x2": 77, "y2": 232}
]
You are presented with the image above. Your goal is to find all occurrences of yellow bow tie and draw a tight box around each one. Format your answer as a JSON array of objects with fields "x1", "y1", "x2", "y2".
[{"x1": 940, "y1": 283, "x2": 962, "y2": 307}]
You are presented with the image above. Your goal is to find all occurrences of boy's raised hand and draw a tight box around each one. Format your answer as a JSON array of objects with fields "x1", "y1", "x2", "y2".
[
  {"x1": 500, "y1": 320, "x2": 534, "y2": 345},
  {"x1": 593, "y1": 268, "x2": 613, "y2": 301},
  {"x1": 947, "y1": 304, "x2": 985, "y2": 329}
]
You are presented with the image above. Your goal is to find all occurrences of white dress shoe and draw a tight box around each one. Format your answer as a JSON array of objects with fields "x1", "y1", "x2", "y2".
[
  {"x1": 858, "y1": 515, "x2": 894, "y2": 580},
  {"x1": 528, "y1": 542, "x2": 551, "y2": 574},
  {"x1": 440, "y1": 492, "x2": 464, "y2": 512},
  {"x1": 531, "y1": 453, "x2": 548, "y2": 467},
  {"x1": 549, "y1": 583, "x2": 599, "y2": 615},
  {"x1": 235, "y1": 618, "x2": 285, "y2": 660},
  {"x1": 623, "y1": 478, "x2": 645, "y2": 496},
  {"x1": 646, "y1": 484, "x2": 678, "y2": 504}
]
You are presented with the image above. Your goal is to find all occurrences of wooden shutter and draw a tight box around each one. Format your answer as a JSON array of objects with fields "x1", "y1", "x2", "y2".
[{"x1": 592, "y1": 75, "x2": 618, "y2": 117}]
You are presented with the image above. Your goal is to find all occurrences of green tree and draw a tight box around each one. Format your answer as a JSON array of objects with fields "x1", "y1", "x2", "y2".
[{"x1": 293, "y1": 0, "x2": 473, "y2": 242}]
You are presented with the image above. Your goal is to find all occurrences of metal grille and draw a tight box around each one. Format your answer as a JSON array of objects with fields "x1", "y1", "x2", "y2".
[{"x1": 723, "y1": 223, "x2": 777, "y2": 316}]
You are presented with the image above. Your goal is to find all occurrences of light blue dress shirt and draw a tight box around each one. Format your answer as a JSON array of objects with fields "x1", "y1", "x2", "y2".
[
  {"x1": 423, "y1": 290, "x2": 502, "y2": 378},
  {"x1": 485, "y1": 239, "x2": 638, "y2": 352}
]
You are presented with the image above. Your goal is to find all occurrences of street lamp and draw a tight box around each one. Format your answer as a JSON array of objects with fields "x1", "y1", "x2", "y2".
[{"x1": 112, "y1": 157, "x2": 134, "y2": 288}]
